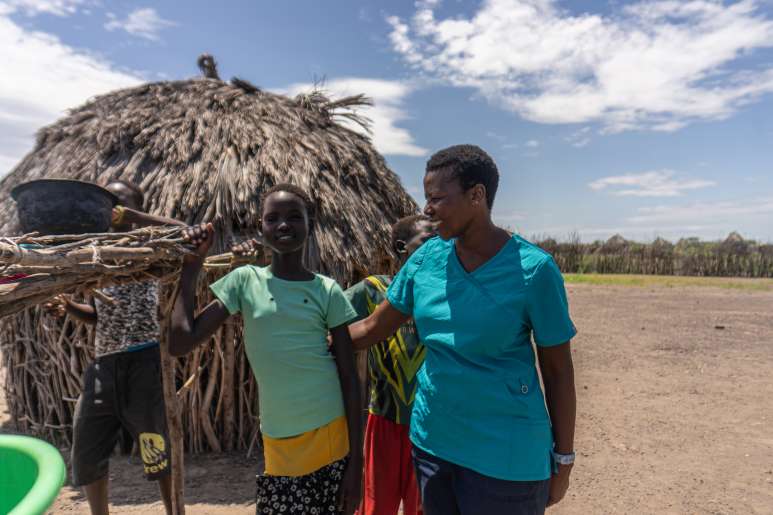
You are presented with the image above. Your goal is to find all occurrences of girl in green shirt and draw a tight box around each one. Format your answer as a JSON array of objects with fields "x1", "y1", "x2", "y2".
[{"x1": 170, "y1": 183, "x2": 363, "y2": 515}]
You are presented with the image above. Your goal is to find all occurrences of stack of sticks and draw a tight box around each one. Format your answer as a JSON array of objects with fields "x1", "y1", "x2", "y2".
[{"x1": 0, "y1": 226, "x2": 245, "y2": 318}]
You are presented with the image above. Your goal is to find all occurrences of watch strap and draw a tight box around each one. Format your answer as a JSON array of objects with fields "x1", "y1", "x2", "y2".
[{"x1": 551, "y1": 450, "x2": 575, "y2": 465}]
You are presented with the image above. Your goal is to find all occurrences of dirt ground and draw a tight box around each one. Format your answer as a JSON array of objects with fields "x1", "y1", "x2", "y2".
[{"x1": 2, "y1": 283, "x2": 772, "y2": 514}]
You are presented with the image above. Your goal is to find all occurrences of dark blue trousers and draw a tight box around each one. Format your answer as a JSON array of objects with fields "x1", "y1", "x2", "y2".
[{"x1": 412, "y1": 445, "x2": 550, "y2": 515}]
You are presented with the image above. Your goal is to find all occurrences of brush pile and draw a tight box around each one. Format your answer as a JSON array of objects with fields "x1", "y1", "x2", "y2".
[{"x1": 0, "y1": 226, "x2": 246, "y2": 318}]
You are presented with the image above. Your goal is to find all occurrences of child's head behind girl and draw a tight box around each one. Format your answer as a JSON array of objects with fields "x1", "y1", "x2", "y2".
[{"x1": 259, "y1": 183, "x2": 316, "y2": 280}]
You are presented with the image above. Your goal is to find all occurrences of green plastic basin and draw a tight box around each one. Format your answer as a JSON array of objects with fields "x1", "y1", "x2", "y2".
[{"x1": 0, "y1": 434, "x2": 66, "y2": 515}]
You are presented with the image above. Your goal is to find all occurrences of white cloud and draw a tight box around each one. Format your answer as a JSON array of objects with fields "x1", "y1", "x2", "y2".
[
  {"x1": 527, "y1": 197, "x2": 773, "y2": 241},
  {"x1": 0, "y1": 13, "x2": 142, "y2": 175},
  {"x1": 105, "y1": 8, "x2": 176, "y2": 41},
  {"x1": 525, "y1": 139, "x2": 539, "y2": 148},
  {"x1": 0, "y1": 0, "x2": 85, "y2": 16},
  {"x1": 529, "y1": 223, "x2": 721, "y2": 242},
  {"x1": 282, "y1": 78, "x2": 427, "y2": 157},
  {"x1": 565, "y1": 126, "x2": 591, "y2": 148},
  {"x1": 589, "y1": 169, "x2": 716, "y2": 197},
  {"x1": 627, "y1": 197, "x2": 773, "y2": 224},
  {"x1": 386, "y1": 15, "x2": 424, "y2": 65},
  {"x1": 387, "y1": 0, "x2": 773, "y2": 132},
  {"x1": 358, "y1": 7, "x2": 373, "y2": 23},
  {"x1": 486, "y1": 130, "x2": 506, "y2": 141}
]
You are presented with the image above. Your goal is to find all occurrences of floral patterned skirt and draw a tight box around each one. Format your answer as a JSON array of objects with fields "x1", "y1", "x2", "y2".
[{"x1": 255, "y1": 457, "x2": 347, "y2": 514}]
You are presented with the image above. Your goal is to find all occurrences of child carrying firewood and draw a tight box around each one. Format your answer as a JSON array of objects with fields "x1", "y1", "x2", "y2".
[
  {"x1": 170, "y1": 183, "x2": 363, "y2": 514},
  {"x1": 45, "y1": 180, "x2": 185, "y2": 515}
]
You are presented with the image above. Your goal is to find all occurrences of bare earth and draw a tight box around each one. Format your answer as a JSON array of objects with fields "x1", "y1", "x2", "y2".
[{"x1": 2, "y1": 283, "x2": 772, "y2": 514}]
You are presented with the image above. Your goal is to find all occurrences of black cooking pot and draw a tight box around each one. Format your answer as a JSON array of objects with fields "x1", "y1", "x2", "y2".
[{"x1": 11, "y1": 179, "x2": 119, "y2": 235}]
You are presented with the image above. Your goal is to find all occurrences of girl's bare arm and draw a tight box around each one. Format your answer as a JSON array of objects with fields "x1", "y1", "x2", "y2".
[
  {"x1": 169, "y1": 223, "x2": 229, "y2": 356},
  {"x1": 329, "y1": 323, "x2": 364, "y2": 514}
]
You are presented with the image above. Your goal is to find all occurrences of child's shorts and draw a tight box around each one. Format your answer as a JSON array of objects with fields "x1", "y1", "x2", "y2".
[{"x1": 71, "y1": 345, "x2": 171, "y2": 486}]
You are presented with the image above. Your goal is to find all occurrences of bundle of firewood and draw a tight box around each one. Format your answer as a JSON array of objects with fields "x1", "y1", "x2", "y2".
[{"x1": 0, "y1": 226, "x2": 252, "y2": 318}]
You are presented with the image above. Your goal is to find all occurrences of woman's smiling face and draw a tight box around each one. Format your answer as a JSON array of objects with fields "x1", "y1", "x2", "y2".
[{"x1": 422, "y1": 168, "x2": 476, "y2": 241}]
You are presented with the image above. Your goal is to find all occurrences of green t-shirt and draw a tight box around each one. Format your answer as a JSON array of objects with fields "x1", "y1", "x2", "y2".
[
  {"x1": 210, "y1": 265, "x2": 357, "y2": 438},
  {"x1": 345, "y1": 275, "x2": 425, "y2": 425}
]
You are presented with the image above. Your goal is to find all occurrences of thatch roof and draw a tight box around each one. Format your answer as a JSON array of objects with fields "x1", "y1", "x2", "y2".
[
  {"x1": 596, "y1": 233, "x2": 628, "y2": 254},
  {"x1": 723, "y1": 231, "x2": 745, "y2": 244},
  {"x1": 606, "y1": 234, "x2": 628, "y2": 247},
  {"x1": 651, "y1": 237, "x2": 673, "y2": 248},
  {"x1": 720, "y1": 231, "x2": 750, "y2": 255},
  {"x1": 0, "y1": 55, "x2": 418, "y2": 283}
]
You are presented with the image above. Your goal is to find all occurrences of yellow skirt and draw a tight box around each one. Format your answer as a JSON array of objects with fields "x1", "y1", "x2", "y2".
[{"x1": 263, "y1": 416, "x2": 349, "y2": 477}]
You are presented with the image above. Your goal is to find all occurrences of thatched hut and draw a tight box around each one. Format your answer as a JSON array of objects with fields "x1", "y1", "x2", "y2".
[
  {"x1": 0, "y1": 55, "x2": 418, "y2": 451},
  {"x1": 600, "y1": 233, "x2": 629, "y2": 254}
]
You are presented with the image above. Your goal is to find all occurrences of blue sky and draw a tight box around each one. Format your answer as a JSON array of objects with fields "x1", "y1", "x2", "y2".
[{"x1": 1, "y1": 0, "x2": 772, "y2": 242}]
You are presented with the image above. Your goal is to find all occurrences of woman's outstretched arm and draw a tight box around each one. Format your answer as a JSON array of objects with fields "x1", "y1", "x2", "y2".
[{"x1": 348, "y1": 301, "x2": 410, "y2": 351}]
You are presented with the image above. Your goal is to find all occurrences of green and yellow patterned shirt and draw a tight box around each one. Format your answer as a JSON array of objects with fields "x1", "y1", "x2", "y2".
[{"x1": 345, "y1": 275, "x2": 425, "y2": 425}]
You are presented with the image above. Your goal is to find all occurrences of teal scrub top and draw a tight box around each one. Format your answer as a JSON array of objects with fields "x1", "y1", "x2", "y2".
[{"x1": 386, "y1": 235, "x2": 577, "y2": 480}]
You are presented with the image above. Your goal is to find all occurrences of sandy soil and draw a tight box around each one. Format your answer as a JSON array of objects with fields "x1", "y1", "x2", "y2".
[{"x1": 2, "y1": 283, "x2": 772, "y2": 514}]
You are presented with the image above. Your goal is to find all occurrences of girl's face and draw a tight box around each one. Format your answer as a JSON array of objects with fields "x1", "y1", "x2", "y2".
[
  {"x1": 423, "y1": 169, "x2": 481, "y2": 240},
  {"x1": 403, "y1": 220, "x2": 436, "y2": 256},
  {"x1": 261, "y1": 191, "x2": 310, "y2": 254}
]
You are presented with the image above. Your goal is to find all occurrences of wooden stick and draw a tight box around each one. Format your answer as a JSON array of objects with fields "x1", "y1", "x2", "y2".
[
  {"x1": 0, "y1": 243, "x2": 167, "y2": 267},
  {"x1": 201, "y1": 331, "x2": 222, "y2": 453},
  {"x1": 160, "y1": 293, "x2": 185, "y2": 515},
  {"x1": 221, "y1": 320, "x2": 235, "y2": 452}
]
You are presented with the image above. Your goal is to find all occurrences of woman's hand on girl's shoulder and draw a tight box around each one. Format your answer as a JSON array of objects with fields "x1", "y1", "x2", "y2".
[{"x1": 183, "y1": 223, "x2": 215, "y2": 263}]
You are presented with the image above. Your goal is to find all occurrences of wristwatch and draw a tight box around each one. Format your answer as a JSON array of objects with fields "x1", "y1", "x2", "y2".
[{"x1": 551, "y1": 450, "x2": 575, "y2": 466}]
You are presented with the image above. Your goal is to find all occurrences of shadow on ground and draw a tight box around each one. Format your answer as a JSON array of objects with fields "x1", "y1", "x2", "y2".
[
  {"x1": 2, "y1": 365, "x2": 258, "y2": 512},
  {"x1": 56, "y1": 451, "x2": 260, "y2": 512}
]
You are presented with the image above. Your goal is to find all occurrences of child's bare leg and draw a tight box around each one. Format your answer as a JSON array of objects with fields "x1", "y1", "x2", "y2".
[
  {"x1": 158, "y1": 474, "x2": 173, "y2": 515},
  {"x1": 83, "y1": 476, "x2": 110, "y2": 515}
]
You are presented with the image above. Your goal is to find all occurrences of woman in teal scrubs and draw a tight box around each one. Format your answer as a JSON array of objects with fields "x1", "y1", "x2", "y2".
[{"x1": 349, "y1": 145, "x2": 577, "y2": 515}]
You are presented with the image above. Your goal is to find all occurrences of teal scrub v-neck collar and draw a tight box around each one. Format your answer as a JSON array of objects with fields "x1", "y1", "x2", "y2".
[{"x1": 451, "y1": 236, "x2": 514, "y2": 276}]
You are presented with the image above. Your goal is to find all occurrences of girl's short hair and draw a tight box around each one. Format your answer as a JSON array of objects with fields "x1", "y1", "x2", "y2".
[
  {"x1": 391, "y1": 214, "x2": 428, "y2": 250},
  {"x1": 261, "y1": 183, "x2": 316, "y2": 219}
]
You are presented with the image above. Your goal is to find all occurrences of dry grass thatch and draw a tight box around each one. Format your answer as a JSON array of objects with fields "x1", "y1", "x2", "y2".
[
  {"x1": 0, "y1": 55, "x2": 418, "y2": 282},
  {"x1": 0, "y1": 56, "x2": 416, "y2": 450}
]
